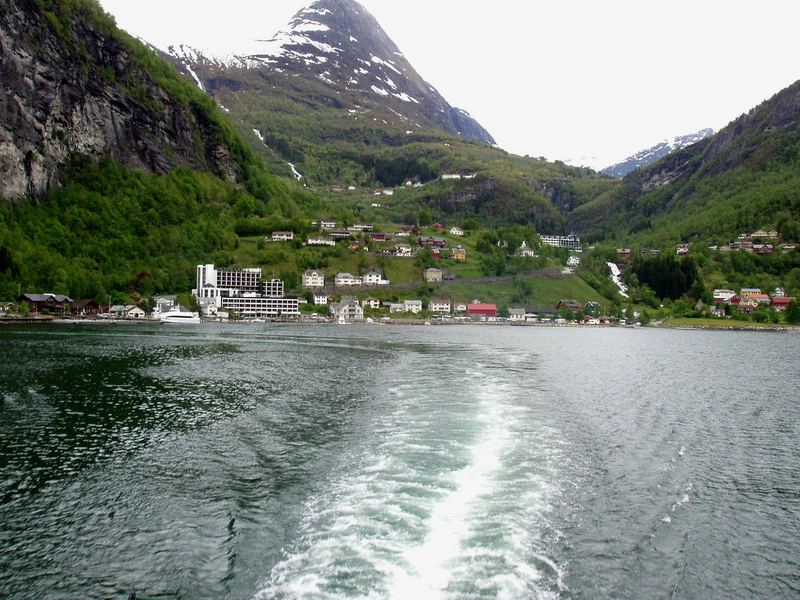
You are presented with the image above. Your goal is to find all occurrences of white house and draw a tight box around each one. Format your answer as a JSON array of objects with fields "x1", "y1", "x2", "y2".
[
  {"x1": 363, "y1": 269, "x2": 389, "y2": 286},
  {"x1": 403, "y1": 300, "x2": 423, "y2": 314},
  {"x1": 423, "y1": 268, "x2": 443, "y2": 283},
  {"x1": 429, "y1": 299, "x2": 451, "y2": 313},
  {"x1": 441, "y1": 173, "x2": 462, "y2": 180},
  {"x1": 313, "y1": 292, "x2": 329, "y2": 306},
  {"x1": 302, "y1": 270, "x2": 325, "y2": 288},
  {"x1": 362, "y1": 297, "x2": 381, "y2": 309},
  {"x1": 393, "y1": 244, "x2": 413, "y2": 257},
  {"x1": 382, "y1": 189, "x2": 394, "y2": 196},
  {"x1": 508, "y1": 307, "x2": 527, "y2": 322},
  {"x1": 271, "y1": 231, "x2": 294, "y2": 242},
  {"x1": 127, "y1": 306, "x2": 146, "y2": 319},
  {"x1": 454, "y1": 303, "x2": 467, "y2": 313},
  {"x1": 713, "y1": 289, "x2": 737, "y2": 303},
  {"x1": 388, "y1": 303, "x2": 406, "y2": 313},
  {"x1": 330, "y1": 297, "x2": 363, "y2": 322},
  {"x1": 450, "y1": 227, "x2": 464, "y2": 237},
  {"x1": 152, "y1": 295, "x2": 176, "y2": 314},
  {"x1": 320, "y1": 220, "x2": 337, "y2": 230},
  {"x1": 335, "y1": 273, "x2": 363, "y2": 287},
  {"x1": 306, "y1": 237, "x2": 336, "y2": 247},
  {"x1": 517, "y1": 241, "x2": 537, "y2": 258},
  {"x1": 567, "y1": 255, "x2": 581, "y2": 267}
]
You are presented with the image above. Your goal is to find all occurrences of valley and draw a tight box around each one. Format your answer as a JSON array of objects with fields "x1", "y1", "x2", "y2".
[{"x1": 1, "y1": 0, "x2": 798, "y2": 326}]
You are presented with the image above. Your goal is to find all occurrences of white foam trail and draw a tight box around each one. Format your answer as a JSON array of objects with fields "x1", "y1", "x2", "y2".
[
  {"x1": 254, "y1": 350, "x2": 563, "y2": 599},
  {"x1": 388, "y1": 405, "x2": 508, "y2": 598}
]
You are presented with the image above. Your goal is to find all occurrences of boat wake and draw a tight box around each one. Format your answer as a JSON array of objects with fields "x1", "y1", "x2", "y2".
[{"x1": 254, "y1": 348, "x2": 564, "y2": 599}]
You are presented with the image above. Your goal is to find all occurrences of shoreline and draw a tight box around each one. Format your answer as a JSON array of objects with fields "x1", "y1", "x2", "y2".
[{"x1": 2, "y1": 316, "x2": 797, "y2": 332}]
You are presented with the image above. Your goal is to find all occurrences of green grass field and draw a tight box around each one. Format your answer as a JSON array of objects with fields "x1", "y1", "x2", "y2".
[{"x1": 662, "y1": 317, "x2": 790, "y2": 329}]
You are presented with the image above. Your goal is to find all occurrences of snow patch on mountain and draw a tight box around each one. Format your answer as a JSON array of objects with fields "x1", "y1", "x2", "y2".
[
  {"x1": 185, "y1": 65, "x2": 205, "y2": 91},
  {"x1": 393, "y1": 92, "x2": 418, "y2": 104},
  {"x1": 370, "y1": 54, "x2": 401, "y2": 75},
  {"x1": 301, "y1": 7, "x2": 332, "y2": 17},
  {"x1": 162, "y1": 0, "x2": 496, "y2": 146},
  {"x1": 602, "y1": 128, "x2": 714, "y2": 178}
]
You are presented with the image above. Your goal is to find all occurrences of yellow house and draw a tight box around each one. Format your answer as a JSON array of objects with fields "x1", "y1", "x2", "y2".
[{"x1": 450, "y1": 246, "x2": 467, "y2": 262}]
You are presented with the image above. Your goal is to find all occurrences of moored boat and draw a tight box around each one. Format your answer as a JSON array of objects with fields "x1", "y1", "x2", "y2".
[{"x1": 159, "y1": 306, "x2": 201, "y2": 324}]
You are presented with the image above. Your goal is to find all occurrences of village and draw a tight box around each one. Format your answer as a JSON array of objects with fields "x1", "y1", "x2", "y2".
[
  {"x1": 4, "y1": 220, "x2": 797, "y2": 327},
  {"x1": 4, "y1": 218, "x2": 606, "y2": 325}
]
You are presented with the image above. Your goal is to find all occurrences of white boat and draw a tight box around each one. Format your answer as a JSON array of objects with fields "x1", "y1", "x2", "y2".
[{"x1": 159, "y1": 307, "x2": 201, "y2": 324}]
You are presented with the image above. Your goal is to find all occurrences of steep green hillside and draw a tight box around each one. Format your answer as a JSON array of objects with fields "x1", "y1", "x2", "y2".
[
  {"x1": 571, "y1": 80, "x2": 800, "y2": 246},
  {"x1": 0, "y1": 0, "x2": 318, "y2": 300}
]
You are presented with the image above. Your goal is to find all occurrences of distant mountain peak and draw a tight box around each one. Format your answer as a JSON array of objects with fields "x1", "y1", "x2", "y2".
[
  {"x1": 601, "y1": 128, "x2": 714, "y2": 178},
  {"x1": 163, "y1": 0, "x2": 495, "y2": 144}
]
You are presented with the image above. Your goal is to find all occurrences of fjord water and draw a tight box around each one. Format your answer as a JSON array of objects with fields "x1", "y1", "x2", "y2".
[{"x1": 1, "y1": 325, "x2": 798, "y2": 599}]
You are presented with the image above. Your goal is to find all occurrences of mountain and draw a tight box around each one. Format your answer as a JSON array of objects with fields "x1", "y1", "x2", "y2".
[
  {"x1": 570, "y1": 80, "x2": 800, "y2": 243},
  {"x1": 157, "y1": 0, "x2": 619, "y2": 228},
  {"x1": 166, "y1": 0, "x2": 494, "y2": 147},
  {"x1": 601, "y1": 128, "x2": 714, "y2": 178},
  {"x1": 0, "y1": 0, "x2": 315, "y2": 301},
  {"x1": 0, "y1": 0, "x2": 268, "y2": 201}
]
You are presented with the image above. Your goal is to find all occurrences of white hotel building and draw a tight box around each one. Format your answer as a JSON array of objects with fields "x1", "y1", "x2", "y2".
[
  {"x1": 194, "y1": 264, "x2": 299, "y2": 318},
  {"x1": 538, "y1": 234, "x2": 582, "y2": 252}
]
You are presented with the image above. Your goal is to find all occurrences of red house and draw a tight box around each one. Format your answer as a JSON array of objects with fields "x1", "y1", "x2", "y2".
[
  {"x1": 467, "y1": 303, "x2": 498, "y2": 318},
  {"x1": 771, "y1": 296, "x2": 795, "y2": 311}
]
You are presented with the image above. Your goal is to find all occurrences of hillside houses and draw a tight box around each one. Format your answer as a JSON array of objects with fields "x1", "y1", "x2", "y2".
[
  {"x1": 271, "y1": 231, "x2": 294, "y2": 242},
  {"x1": 450, "y1": 246, "x2": 467, "y2": 262},
  {"x1": 302, "y1": 270, "x2": 325, "y2": 288},
  {"x1": 307, "y1": 236, "x2": 336, "y2": 247},
  {"x1": 335, "y1": 273, "x2": 363, "y2": 287},
  {"x1": 18, "y1": 293, "x2": 72, "y2": 316},
  {"x1": 362, "y1": 269, "x2": 390, "y2": 286},
  {"x1": 429, "y1": 299, "x2": 451, "y2": 313},
  {"x1": 424, "y1": 268, "x2": 443, "y2": 283},
  {"x1": 712, "y1": 287, "x2": 795, "y2": 312},
  {"x1": 517, "y1": 241, "x2": 537, "y2": 258},
  {"x1": 330, "y1": 297, "x2": 363, "y2": 322}
]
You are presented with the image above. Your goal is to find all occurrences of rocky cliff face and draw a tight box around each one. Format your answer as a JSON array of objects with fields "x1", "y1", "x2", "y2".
[
  {"x1": 165, "y1": 0, "x2": 495, "y2": 145},
  {"x1": 0, "y1": 0, "x2": 242, "y2": 202}
]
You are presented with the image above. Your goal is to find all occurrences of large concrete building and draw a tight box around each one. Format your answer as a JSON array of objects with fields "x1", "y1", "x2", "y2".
[
  {"x1": 194, "y1": 264, "x2": 299, "y2": 318},
  {"x1": 538, "y1": 234, "x2": 582, "y2": 252}
]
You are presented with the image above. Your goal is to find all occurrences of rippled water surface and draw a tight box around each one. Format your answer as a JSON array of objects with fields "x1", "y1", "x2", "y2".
[{"x1": 1, "y1": 324, "x2": 799, "y2": 599}]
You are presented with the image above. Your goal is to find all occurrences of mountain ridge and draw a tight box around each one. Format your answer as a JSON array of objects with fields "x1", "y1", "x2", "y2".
[
  {"x1": 601, "y1": 128, "x2": 715, "y2": 179},
  {"x1": 569, "y1": 79, "x2": 800, "y2": 242},
  {"x1": 163, "y1": 0, "x2": 495, "y2": 146}
]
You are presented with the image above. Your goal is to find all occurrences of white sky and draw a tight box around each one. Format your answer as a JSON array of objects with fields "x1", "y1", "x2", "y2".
[{"x1": 100, "y1": 0, "x2": 800, "y2": 169}]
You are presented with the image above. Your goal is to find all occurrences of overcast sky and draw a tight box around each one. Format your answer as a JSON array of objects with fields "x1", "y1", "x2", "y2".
[{"x1": 100, "y1": 0, "x2": 799, "y2": 169}]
